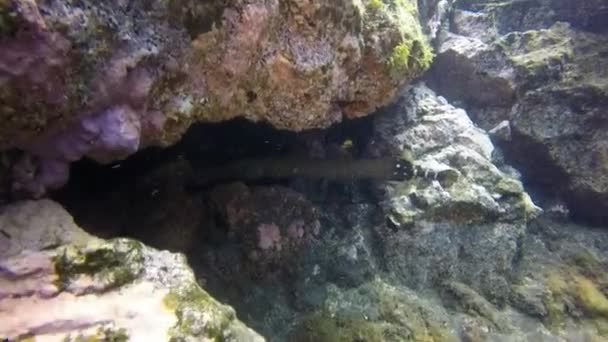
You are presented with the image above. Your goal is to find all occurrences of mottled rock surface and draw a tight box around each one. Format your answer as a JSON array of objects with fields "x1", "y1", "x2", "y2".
[
  {"x1": 204, "y1": 183, "x2": 320, "y2": 277},
  {"x1": 1, "y1": 0, "x2": 432, "y2": 197},
  {"x1": 0, "y1": 199, "x2": 92, "y2": 258},
  {"x1": 369, "y1": 83, "x2": 539, "y2": 307},
  {"x1": 182, "y1": 82, "x2": 608, "y2": 341},
  {"x1": 456, "y1": 0, "x2": 608, "y2": 33},
  {"x1": 0, "y1": 200, "x2": 264, "y2": 341},
  {"x1": 427, "y1": 0, "x2": 608, "y2": 224}
]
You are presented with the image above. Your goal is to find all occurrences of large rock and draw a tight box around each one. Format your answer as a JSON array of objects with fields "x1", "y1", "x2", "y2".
[
  {"x1": 508, "y1": 216, "x2": 608, "y2": 340},
  {"x1": 456, "y1": 0, "x2": 608, "y2": 33},
  {"x1": 1, "y1": 0, "x2": 432, "y2": 197},
  {"x1": 203, "y1": 183, "x2": 320, "y2": 277},
  {"x1": 167, "y1": 82, "x2": 608, "y2": 341},
  {"x1": 0, "y1": 200, "x2": 264, "y2": 341},
  {"x1": 369, "y1": 84, "x2": 539, "y2": 306},
  {"x1": 427, "y1": 1, "x2": 608, "y2": 224}
]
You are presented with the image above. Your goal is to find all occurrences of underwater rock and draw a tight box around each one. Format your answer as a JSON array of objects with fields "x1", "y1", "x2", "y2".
[
  {"x1": 207, "y1": 183, "x2": 320, "y2": 277},
  {"x1": 290, "y1": 278, "x2": 453, "y2": 341},
  {"x1": 0, "y1": 199, "x2": 92, "y2": 259},
  {"x1": 368, "y1": 83, "x2": 539, "y2": 305},
  {"x1": 428, "y1": 2, "x2": 608, "y2": 224},
  {"x1": 374, "y1": 84, "x2": 539, "y2": 226},
  {"x1": 507, "y1": 216, "x2": 608, "y2": 339},
  {"x1": 1, "y1": 0, "x2": 432, "y2": 197},
  {"x1": 455, "y1": 0, "x2": 608, "y2": 33},
  {"x1": 11, "y1": 105, "x2": 143, "y2": 198},
  {"x1": 0, "y1": 200, "x2": 264, "y2": 341},
  {"x1": 417, "y1": 0, "x2": 453, "y2": 40}
]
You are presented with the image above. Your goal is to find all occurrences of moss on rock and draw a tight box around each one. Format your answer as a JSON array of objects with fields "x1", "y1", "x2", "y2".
[
  {"x1": 575, "y1": 276, "x2": 608, "y2": 317},
  {"x1": 66, "y1": 326, "x2": 130, "y2": 342},
  {"x1": 542, "y1": 253, "x2": 608, "y2": 336},
  {"x1": 53, "y1": 239, "x2": 144, "y2": 291},
  {"x1": 165, "y1": 283, "x2": 238, "y2": 341},
  {"x1": 290, "y1": 311, "x2": 386, "y2": 342}
]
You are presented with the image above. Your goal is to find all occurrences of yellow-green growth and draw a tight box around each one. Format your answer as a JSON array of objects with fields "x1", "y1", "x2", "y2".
[
  {"x1": 290, "y1": 311, "x2": 385, "y2": 342},
  {"x1": 387, "y1": 42, "x2": 411, "y2": 73},
  {"x1": 575, "y1": 276, "x2": 608, "y2": 317},
  {"x1": 386, "y1": 39, "x2": 433, "y2": 77},
  {"x1": 495, "y1": 177, "x2": 524, "y2": 195},
  {"x1": 543, "y1": 271, "x2": 568, "y2": 329},
  {"x1": 367, "y1": 0, "x2": 384, "y2": 10},
  {"x1": 162, "y1": 292, "x2": 180, "y2": 312},
  {"x1": 101, "y1": 327, "x2": 129, "y2": 342},
  {"x1": 542, "y1": 265, "x2": 608, "y2": 332},
  {"x1": 389, "y1": 0, "x2": 417, "y2": 14},
  {"x1": 166, "y1": 284, "x2": 236, "y2": 341},
  {"x1": 63, "y1": 327, "x2": 129, "y2": 342}
]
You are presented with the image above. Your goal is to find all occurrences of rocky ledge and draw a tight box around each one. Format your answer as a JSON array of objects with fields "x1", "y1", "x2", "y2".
[
  {"x1": 427, "y1": 0, "x2": 608, "y2": 224},
  {"x1": 1, "y1": 0, "x2": 431, "y2": 198},
  {"x1": 0, "y1": 200, "x2": 263, "y2": 341}
]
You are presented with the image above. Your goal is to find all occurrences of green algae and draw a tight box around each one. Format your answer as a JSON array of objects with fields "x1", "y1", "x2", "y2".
[
  {"x1": 367, "y1": 0, "x2": 384, "y2": 11},
  {"x1": 53, "y1": 239, "x2": 144, "y2": 291},
  {"x1": 291, "y1": 311, "x2": 386, "y2": 342},
  {"x1": 357, "y1": 0, "x2": 434, "y2": 83},
  {"x1": 165, "y1": 283, "x2": 236, "y2": 341},
  {"x1": 63, "y1": 326, "x2": 129, "y2": 342},
  {"x1": 543, "y1": 271, "x2": 568, "y2": 329},
  {"x1": 495, "y1": 177, "x2": 524, "y2": 195},
  {"x1": 387, "y1": 37, "x2": 433, "y2": 74},
  {"x1": 296, "y1": 280, "x2": 453, "y2": 341},
  {"x1": 374, "y1": 281, "x2": 452, "y2": 341},
  {"x1": 575, "y1": 276, "x2": 608, "y2": 317},
  {"x1": 542, "y1": 258, "x2": 608, "y2": 336}
]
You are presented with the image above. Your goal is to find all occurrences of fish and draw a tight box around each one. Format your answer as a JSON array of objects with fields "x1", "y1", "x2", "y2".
[{"x1": 186, "y1": 157, "x2": 415, "y2": 191}]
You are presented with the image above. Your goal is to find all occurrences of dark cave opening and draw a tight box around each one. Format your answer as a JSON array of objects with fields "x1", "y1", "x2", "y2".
[
  {"x1": 52, "y1": 117, "x2": 369, "y2": 236},
  {"x1": 52, "y1": 116, "x2": 378, "y2": 215},
  {"x1": 49, "y1": 116, "x2": 388, "y2": 339},
  {"x1": 50, "y1": 115, "x2": 385, "y2": 258},
  {"x1": 54, "y1": 116, "x2": 376, "y2": 198}
]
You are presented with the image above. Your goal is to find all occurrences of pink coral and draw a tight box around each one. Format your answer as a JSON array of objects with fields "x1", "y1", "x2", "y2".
[
  {"x1": 287, "y1": 220, "x2": 306, "y2": 240},
  {"x1": 257, "y1": 223, "x2": 282, "y2": 251}
]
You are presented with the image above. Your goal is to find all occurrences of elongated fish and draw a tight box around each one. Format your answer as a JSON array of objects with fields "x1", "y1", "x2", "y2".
[{"x1": 187, "y1": 157, "x2": 415, "y2": 190}]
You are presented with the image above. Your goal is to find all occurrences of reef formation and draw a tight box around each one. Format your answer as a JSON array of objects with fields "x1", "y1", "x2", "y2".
[
  {"x1": 1, "y1": 0, "x2": 431, "y2": 197},
  {"x1": 1, "y1": 0, "x2": 608, "y2": 341}
]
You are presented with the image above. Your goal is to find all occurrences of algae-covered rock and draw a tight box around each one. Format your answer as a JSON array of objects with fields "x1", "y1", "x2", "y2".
[
  {"x1": 366, "y1": 83, "x2": 538, "y2": 307},
  {"x1": 507, "y1": 216, "x2": 608, "y2": 339},
  {"x1": 455, "y1": 0, "x2": 608, "y2": 33},
  {"x1": 428, "y1": 1, "x2": 608, "y2": 224},
  {"x1": 205, "y1": 183, "x2": 320, "y2": 277},
  {"x1": 290, "y1": 278, "x2": 453, "y2": 342},
  {"x1": 373, "y1": 84, "x2": 539, "y2": 227},
  {"x1": 1, "y1": 0, "x2": 432, "y2": 198},
  {"x1": 0, "y1": 200, "x2": 264, "y2": 341}
]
